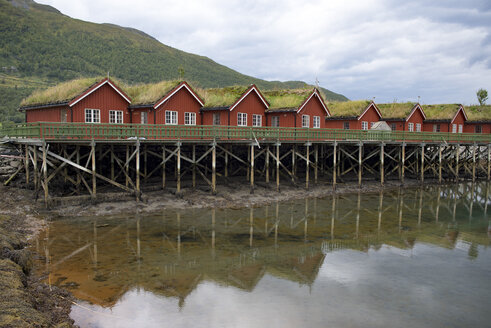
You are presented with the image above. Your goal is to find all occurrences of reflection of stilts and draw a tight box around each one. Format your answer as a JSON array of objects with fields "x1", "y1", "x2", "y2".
[
  {"x1": 436, "y1": 187, "x2": 441, "y2": 223},
  {"x1": 274, "y1": 202, "x2": 279, "y2": 249},
  {"x1": 356, "y1": 192, "x2": 361, "y2": 239},
  {"x1": 378, "y1": 191, "x2": 383, "y2": 232},
  {"x1": 177, "y1": 212, "x2": 181, "y2": 259},
  {"x1": 249, "y1": 207, "x2": 254, "y2": 247},
  {"x1": 398, "y1": 189, "x2": 403, "y2": 233},
  {"x1": 211, "y1": 208, "x2": 216, "y2": 258},
  {"x1": 469, "y1": 183, "x2": 475, "y2": 222},
  {"x1": 418, "y1": 189, "x2": 423, "y2": 227},
  {"x1": 331, "y1": 195, "x2": 336, "y2": 240}
]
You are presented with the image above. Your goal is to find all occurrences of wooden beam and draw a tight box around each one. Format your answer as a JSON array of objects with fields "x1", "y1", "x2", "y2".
[
  {"x1": 136, "y1": 140, "x2": 141, "y2": 200},
  {"x1": 332, "y1": 142, "x2": 337, "y2": 190},
  {"x1": 91, "y1": 140, "x2": 96, "y2": 200},
  {"x1": 276, "y1": 143, "x2": 280, "y2": 192},
  {"x1": 305, "y1": 144, "x2": 310, "y2": 190},
  {"x1": 358, "y1": 143, "x2": 363, "y2": 187},
  {"x1": 250, "y1": 144, "x2": 255, "y2": 194},
  {"x1": 212, "y1": 144, "x2": 216, "y2": 194},
  {"x1": 177, "y1": 144, "x2": 181, "y2": 194},
  {"x1": 265, "y1": 146, "x2": 270, "y2": 183},
  {"x1": 380, "y1": 143, "x2": 384, "y2": 186}
]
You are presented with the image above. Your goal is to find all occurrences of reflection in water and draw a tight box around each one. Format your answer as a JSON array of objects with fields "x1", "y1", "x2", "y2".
[{"x1": 31, "y1": 182, "x2": 491, "y2": 328}]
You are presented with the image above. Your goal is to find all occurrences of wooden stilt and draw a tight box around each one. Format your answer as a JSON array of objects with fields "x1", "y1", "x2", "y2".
[
  {"x1": 265, "y1": 145, "x2": 270, "y2": 183},
  {"x1": 401, "y1": 143, "x2": 405, "y2": 184},
  {"x1": 247, "y1": 145, "x2": 251, "y2": 181},
  {"x1": 135, "y1": 140, "x2": 140, "y2": 200},
  {"x1": 358, "y1": 142, "x2": 363, "y2": 187},
  {"x1": 472, "y1": 144, "x2": 476, "y2": 182},
  {"x1": 291, "y1": 144, "x2": 296, "y2": 184},
  {"x1": 314, "y1": 144, "x2": 318, "y2": 184},
  {"x1": 438, "y1": 144, "x2": 443, "y2": 184},
  {"x1": 110, "y1": 145, "x2": 115, "y2": 181},
  {"x1": 224, "y1": 146, "x2": 228, "y2": 178},
  {"x1": 125, "y1": 145, "x2": 130, "y2": 188},
  {"x1": 162, "y1": 145, "x2": 166, "y2": 189},
  {"x1": 276, "y1": 143, "x2": 280, "y2": 192},
  {"x1": 488, "y1": 145, "x2": 491, "y2": 181},
  {"x1": 420, "y1": 143, "x2": 425, "y2": 183},
  {"x1": 42, "y1": 141, "x2": 48, "y2": 207},
  {"x1": 33, "y1": 145, "x2": 38, "y2": 191},
  {"x1": 192, "y1": 145, "x2": 196, "y2": 189},
  {"x1": 212, "y1": 144, "x2": 216, "y2": 194},
  {"x1": 380, "y1": 143, "x2": 384, "y2": 186},
  {"x1": 91, "y1": 139, "x2": 96, "y2": 200},
  {"x1": 176, "y1": 144, "x2": 181, "y2": 194},
  {"x1": 143, "y1": 144, "x2": 148, "y2": 182},
  {"x1": 24, "y1": 145, "x2": 29, "y2": 184},
  {"x1": 332, "y1": 142, "x2": 337, "y2": 190},
  {"x1": 305, "y1": 143, "x2": 310, "y2": 190},
  {"x1": 250, "y1": 144, "x2": 255, "y2": 194},
  {"x1": 455, "y1": 144, "x2": 460, "y2": 182}
]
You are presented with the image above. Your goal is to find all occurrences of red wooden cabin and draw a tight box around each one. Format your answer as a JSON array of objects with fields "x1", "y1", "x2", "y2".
[
  {"x1": 264, "y1": 88, "x2": 330, "y2": 128},
  {"x1": 127, "y1": 81, "x2": 204, "y2": 125},
  {"x1": 377, "y1": 103, "x2": 426, "y2": 131},
  {"x1": 463, "y1": 105, "x2": 491, "y2": 134},
  {"x1": 422, "y1": 104, "x2": 466, "y2": 133},
  {"x1": 200, "y1": 85, "x2": 269, "y2": 127},
  {"x1": 20, "y1": 78, "x2": 131, "y2": 124},
  {"x1": 325, "y1": 100, "x2": 381, "y2": 130}
]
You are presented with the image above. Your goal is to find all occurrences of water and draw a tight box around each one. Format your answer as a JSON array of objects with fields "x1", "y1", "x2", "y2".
[{"x1": 31, "y1": 183, "x2": 491, "y2": 328}]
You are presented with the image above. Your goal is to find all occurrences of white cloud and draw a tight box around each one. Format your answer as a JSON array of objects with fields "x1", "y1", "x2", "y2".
[{"x1": 36, "y1": 0, "x2": 491, "y2": 104}]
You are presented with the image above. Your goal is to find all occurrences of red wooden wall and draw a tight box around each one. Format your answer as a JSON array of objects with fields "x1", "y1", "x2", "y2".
[
  {"x1": 155, "y1": 87, "x2": 202, "y2": 125},
  {"x1": 229, "y1": 92, "x2": 267, "y2": 127},
  {"x1": 26, "y1": 106, "x2": 64, "y2": 123}
]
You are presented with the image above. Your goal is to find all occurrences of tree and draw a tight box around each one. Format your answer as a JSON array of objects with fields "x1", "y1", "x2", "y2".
[{"x1": 477, "y1": 88, "x2": 488, "y2": 106}]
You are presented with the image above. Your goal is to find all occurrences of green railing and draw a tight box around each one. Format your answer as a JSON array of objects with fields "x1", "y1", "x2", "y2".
[{"x1": 1, "y1": 122, "x2": 490, "y2": 144}]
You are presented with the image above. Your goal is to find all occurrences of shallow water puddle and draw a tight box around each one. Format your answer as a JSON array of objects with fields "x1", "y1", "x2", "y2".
[{"x1": 31, "y1": 183, "x2": 491, "y2": 328}]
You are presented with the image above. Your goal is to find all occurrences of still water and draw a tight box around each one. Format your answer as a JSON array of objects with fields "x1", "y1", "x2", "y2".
[{"x1": 32, "y1": 183, "x2": 491, "y2": 328}]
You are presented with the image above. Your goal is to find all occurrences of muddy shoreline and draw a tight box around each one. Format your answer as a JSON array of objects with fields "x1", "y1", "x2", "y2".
[{"x1": 0, "y1": 177, "x2": 441, "y2": 327}]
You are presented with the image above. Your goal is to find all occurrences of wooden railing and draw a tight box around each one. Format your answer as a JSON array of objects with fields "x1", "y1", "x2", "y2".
[{"x1": 1, "y1": 122, "x2": 490, "y2": 144}]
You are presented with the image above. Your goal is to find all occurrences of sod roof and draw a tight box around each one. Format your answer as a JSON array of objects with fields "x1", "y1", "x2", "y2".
[
  {"x1": 464, "y1": 105, "x2": 491, "y2": 121},
  {"x1": 327, "y1": 100, "x2": 371, "y2": 117},
  {"x1": 125, "y1": 80, "x2": 183, "y2": 106},
  {"x1": 20, "y1": 76, "x2": 108, "y2": 107},
  {"x1": 263, "y1": 88, "x2": 314, "y2": 110},
  {"x1": 200, "y1": 86, "x2": 251, "y2": 108},
  {"x1": 422, "y1": 104, "x2": 462, "y2": 120},
  {"x1": 377, "y1": 102, "x2": 418, "y2": 119}
]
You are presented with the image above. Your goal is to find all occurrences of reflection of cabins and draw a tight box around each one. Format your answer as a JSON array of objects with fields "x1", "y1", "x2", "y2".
[
  {"x1": 377, "y1": 103, "x2": 426, "y2": 132},
  {"x1": 326, "y1": 100, "x2": 382, "y2": 130}
]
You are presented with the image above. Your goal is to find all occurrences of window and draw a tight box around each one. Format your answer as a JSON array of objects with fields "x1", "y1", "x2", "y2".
[
  {"x1": 452, "y1": 124, "x2": 457, "y2": 133},
  {"x1": 433, "y1": 124, "x2": 441, "y2": 132},
  {"x1": 475, "y1": 125, "x2": 482, "y2": 133},
  {"x1": 271, "y1": 116, "x2": 280, "y2": 127},
  {"x1": 252, "y1": 114, "x2": 262, "y2": 127},
  {"x1": 313, "y1": 116, "x2": 320, "y2": 128},
  {"x1": 416, "y1": 123, "x2": 421, "y2": 132},
  {"x1": 109, "y1": 110, "x2": 123, "y2": 124},
  {"x1": 213, "y1": 113, "x2": 221, "y2": 125},
  {"x1": 184, "y1": 112, "x2": 196, "y2": 125},
  {"x1": 458, "y1": 124, "x2": 463, "y2": 133},
  {"x1": 85, "y1": 109, "x2": 100, "y2": 123},
  {"x1": 238, "y1": 112, "x2": 247, "y2": 126},
  {"x1": 361, "y1": 121, "x2": 368, "y2": 130},
  {"x1": 391, "y1": 123, "x2": 397, "y2": 131},
  {"x1": 61, "y1": 109, "x2": 67, "y2": 123},
  {"x1": 408, "y1": 122, "x2": 414, "y2": 132},
  {"x1": 343, "y1": 122, "x2": 350, "y2": 130},
  {"x1": 370, "y1": 122, "x2": 375, "y2": 128},
  {"x1": 302, "y1": 115, "x2": 310, "y2": 128},
  {"x1": 141, "y1": 111, "x2": 148, "y2": 124},
  {"x1": 165, "y1": 111, "x2": 177, "y2": 125}
]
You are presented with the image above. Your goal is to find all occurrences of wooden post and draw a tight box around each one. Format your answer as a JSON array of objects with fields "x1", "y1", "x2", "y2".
[
  {"x1": 192, "y1": 144, "x2": 196, "y2": 189},
  {"x1": 358, "y1": 142, "x2": 363, "y2": 187},
  {"x1": 125, "y1": 145, "x2": 130, "y2": 188},
  {"x1": 420, "y1": 143, "x2": 425, "y2": 183},
  {"x1": 455, "y1": 144, "x2": 460, "y2": 182},
  {"x1": 162, "y1": 145, "x2": 166, "y2": 189},
  {"x1": 24, "y1": 145, "x2": 29, "y2": 184},
  {"x1": 401, "y1": 143, "x2": 405, "y2": 184},
  {"x1": 247, "y1": 145, "x2": 251, "y2": 181},
  {"x1": 33, "y1": 145, "x2": 38, "y2": 190},
  {"x1": 472, "y1": 144, "x2": 476, "y2": 182},
  {"x1": 135, "y1": 141, "x2": 140, "y2": 199},
  {"x1": 224, "y1": 145, "x2": 228, "y2": 178},
  {"x1": 75, "y1": 145, "x2": 81, "y2": 192},
  {"x1": 250, "y1": 144, "x2": 255, "y2": 194},
  {"x1": 42, "y1": 141, "x2": 48, "y2": 207},
  {"x1": 176, "y1": 143, "x2": 181, "y2": 194},
  {"x1": 276, "y1": 143, "x2": 280, "y2": 192},
  {"x1": 314, "y1": 144, "x2": 318, "y2": 184},
  {"x1": 438, "y1": 144, "x2": 443, "y2": 184},
  {"x1": 291, "y1": 144, "x2": 296, "y2": 184},
  {"x1": 110, "y1": 145, "x2": 115, "y2": 181},
  {"x1": 305, "y1": 143, "x2": 310, "y2": 190},
  {"x1": 91, "y1": 139, "x2": 96, "y2": 200},
  {"x1": 265, "y1": 145, "x2": 270, "y2": 183},
  {"x1": 488, "y1": 145, "x2": 491, "y2": 181},
  {"x1": 380, "y1": 143, "x2": 384, "y2": 186},
  {"x1": 332, "y1": 142, "x2": 337, "y2": 190},
  {"x1": 212, "y1": 144, "x2": 216, "y2": 194}
]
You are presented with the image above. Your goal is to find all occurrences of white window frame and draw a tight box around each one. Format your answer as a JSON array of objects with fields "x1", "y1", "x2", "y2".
[
  {"x1": 271, "y1": 116, "x2": 280, "y2": 127},
  {"x1": 109, "y1": 110, "x2": 123, "y2": 124},
  {"x1": 184, "y1": 112, "x2": 196, "y2": 125},
  {"x1": 343, "y1": 122, "x2": 350, "y2": 130},
  {"x1": 141, "y1": 111, "x2": 148, "y2": 124},
  {"x1": 252, "y1": 114, "x2": 262, "y2": 127},
  {"x1": 361, "y1": 121, "x2": 368, "y2": 130},
  {"x1": 458, "y1": 124, "x2": 463, "y2": 133},
  {"x1": 302, "y1": 115, "x2": 310, "y2": 128},
  {"x1": 408, "y1": 122, "x2": 414, "y2": 132},
  {"x1": 237, "y1": 112, "x2": 247, "y2": 126},
  {"x1": 313, "y1": 116, "x2": 320, "y2": 128},
  {"x1": 213, "y1": 113, "x2": 221, "y2": 126},
  {"x1": 452, "y1": 124, "x2": 457, "y2": 133},
  {"x1": 85, "y1": 108, "x2": 100, "y2": 123},
  {"x1": 416, "y1": 123, "x2": 421, "y2": 132},
  {"x1": 165, "y1": 110, "x2": 177, "y2": 125},
  {"x1": 433, "y1": 124, "x2": 440, "y2": 132}
]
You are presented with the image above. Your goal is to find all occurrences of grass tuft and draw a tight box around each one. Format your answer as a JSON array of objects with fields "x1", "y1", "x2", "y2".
[
  {"x1": 199, "y1": 86, "x2": 250, "y2": 107},
  {"x1": 377, "y1": 102, "x2": 417, "y2": 119},
  {"x1": 126, "y1": 80, "x2": 183, "y2": 105},
  {"x1": 263, "y1": 88, "x2": 313, "y2": 109},
  {"x1": 327, "y1": 100, "x2": 371, "y2": 117},
  {"x1": 422, "y1": 104, "x2": 462, "y2": 120}
]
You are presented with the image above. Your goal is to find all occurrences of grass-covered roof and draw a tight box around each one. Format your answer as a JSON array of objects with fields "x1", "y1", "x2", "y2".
[
  {"x1": 200, "y1": 86, "x2": 251, "y2": 108},
  {"x1": 126, "y1": 80, "x2": 182, "y2": 105},
  {"x1": 327, "y1": 100, "x2": 371, "y2": 117},
  {"x1": 263, "y1": 88, "x2": 313, "y2": 110},
  {"x1": 377, "y1": 102, "x2": 417, "y2": 119},
  {"x1": 20, "y1": 76, "x2": 106, "y2": 107},
  {"x1": 464, "y1": 105, "x2": 491, "y2": 121},
  {"x1": 422, "y1": 104, "x2": 461, "y2": 120}
]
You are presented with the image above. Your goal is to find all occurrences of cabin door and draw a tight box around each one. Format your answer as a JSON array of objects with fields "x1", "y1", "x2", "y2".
[{"x1": 60, "y1": 109, "x2": 68, "y2": 123}]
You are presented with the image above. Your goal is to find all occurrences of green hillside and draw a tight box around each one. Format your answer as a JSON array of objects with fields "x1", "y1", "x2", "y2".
[{"x1": 0, "y1": 0, "x2": 347, "y2": 123}]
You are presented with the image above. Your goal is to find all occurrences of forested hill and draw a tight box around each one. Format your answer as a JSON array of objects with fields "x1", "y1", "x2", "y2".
[{"x1": 0, "y1": 0, "x2": 348, "y2": 123}]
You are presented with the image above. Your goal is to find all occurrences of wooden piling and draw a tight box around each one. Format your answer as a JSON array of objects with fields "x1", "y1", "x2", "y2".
[
  {"x1": 110, "y1": 145, "x2": 115, "y2": 181},
  {"x1": 250, "y1": 144, "x2": 255, "y2": 194},
  {"x1": 314, "y1": 144, "x2": 318, "y2": 184},
  {"x1": 380, "y1": 143, "x2": 384, "y2": 186},
  {"x1": 333, "y1": 142, "x2": 337, "y2": 190},
  {"x1": 143, "y1": 144, "x2": 148, "y2": 182},
  {"x1": 276, "y1": 143, "x2": 280, "y2": 192},
  {"x1": 265, "y1": 145, "x2": 270, "y2": 183},
  {"x1": 401, "y1": 143, "x2": 405, "y2": 184},
  {"x1": 162, "y1": 145, "x2": 166, "y2": 189},
  {"x1": 212, "y1": 144, "x2": 216, "y2": 194},
  {"x1": 192, "y1": 145, "x2": 196, "y2": 189},
  {"x1": 438, "y1": 144, "x2": 443, "y2": 184},
  {"x1": 472, "y1": 144, "x2": 476, "y2": 182},
  {"x1": 42, "y1": 141, "x2": 48, "y2": 207},
  {"x1": 135, "y1": 140, "x2": 140, "y2": 199},
  {"x1": 224, "y1": 146, "x2": 228, "y2": 178},
  {"x1": 305, "y1": 143, "x2": 310, "y2": 190},
  {"x1": 91, "y1": 140, "x2": 96, "y2": 200},
  {"x1": 488, "y1": 145, "x2": 491, "y2": 181},
  {"x1": 291, "y1": 144, "x2": 296, "y2": 184},
  {"x1": 125, "y1": 145, "x2": 130, "y2": 188},
  {"x1": 24, "y1": 145, "x2": 29, "y2": 184},
  {"x1": 420, "y1": 143, "x2": 425, "y2": 183},
  {"x1": 358, "y1": 142, "x2": 363, "y2": 187},
  {"x1": 455, "y1": 144, "x2": 460, "y2": 182},
  {"x1": 33, "y1": 145, "x2": 38, "y2": 191},
  {"x1": 176, "y1": 144, "x2": 181, "y2": 194}
]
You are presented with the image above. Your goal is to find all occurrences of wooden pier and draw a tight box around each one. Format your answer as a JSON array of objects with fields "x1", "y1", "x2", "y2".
[{"x1": 1, "y1": 122, "x2": 491, "y2": 207}]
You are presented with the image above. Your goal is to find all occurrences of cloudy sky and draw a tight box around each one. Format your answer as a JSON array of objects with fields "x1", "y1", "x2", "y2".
[{"x1": 37, "y1": 0, "x2": 491, "y2": 104}]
